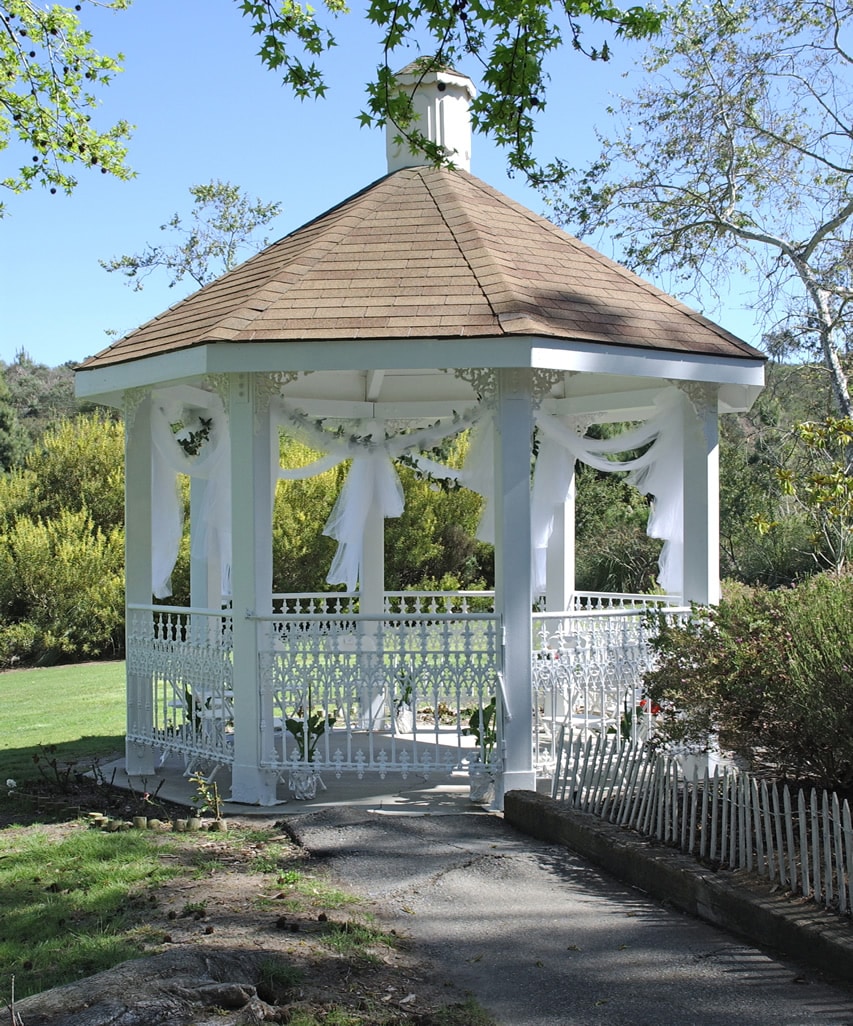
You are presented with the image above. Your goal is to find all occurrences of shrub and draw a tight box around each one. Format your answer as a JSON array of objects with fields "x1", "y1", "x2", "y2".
[
  {"x1": 0, "y1": 510, "x2": 125, "y2": 666},
  {"x1": 645, "y1": 575, "x2": 853, "y2": 789},
  {"x1": 21, "y1": 413, "x2": 125, "y2": 530}
]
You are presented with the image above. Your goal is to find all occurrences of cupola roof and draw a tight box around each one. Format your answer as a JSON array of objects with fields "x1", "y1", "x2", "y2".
[{"x1": 79, "y1": 165, "x2": 762, "y2": 372}]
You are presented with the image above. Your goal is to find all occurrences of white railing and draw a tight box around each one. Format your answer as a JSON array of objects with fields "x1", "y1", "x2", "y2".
[
  {"x1": 272, "y1": 593, "x2": 360, "y2": 615},
  {"x1": 531, "y1": 604, "x2": 689, "y2": 773},
  {"x1": 272, "y1": 591, "x2": 497, "y2": 615},
  {"x1": 570, "y1": 591, "x2": 683, "y2": 611},
  {"x1": 553, "y1": 730, "x2": 853, "y2": 919},
  {"x1": 256, "y1": 611, "x2": 501, "y2": 778},
  {"x1": 125, "y1": 593, "x2": 687, "y2": 785},
  {"x1": 126, "y1": 604, "x2": 234, "y2": 775},
  {"x1": 384, "y1": 591, "x2": 495, "y2": 614}
]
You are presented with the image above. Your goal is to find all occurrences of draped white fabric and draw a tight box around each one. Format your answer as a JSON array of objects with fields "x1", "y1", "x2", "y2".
[
  {"x1": 272, "y1": 402, "x2": 479, "y2": 591},
  {"x1": 460, "y1": 411, "x2": 495, "y2": 543},
  {"x1": 144, "y1": 383, "x2": 695, "y2": 603},
  {"x1": 324, "y1": 450, "x2": 405, "y2": 588},
  {"x1": 532, "y1": 388, "x2": 688, "y2": 595},
  {"x1": 530, "y1": 435, "x2": 575, "y2": 596},
  {"x1": 149, "y1": 392, "x2": 230, "y2": 599}
]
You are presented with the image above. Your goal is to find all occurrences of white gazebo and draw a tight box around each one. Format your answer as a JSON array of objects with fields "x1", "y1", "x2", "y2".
[{"x1": 76, "y1": 64, "x2": 764, "y2": 807}]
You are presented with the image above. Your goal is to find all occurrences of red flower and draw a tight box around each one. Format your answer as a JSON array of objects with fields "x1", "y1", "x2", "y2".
[{"x1": 639, "y1": 698, "x2": 662, "y2": 716}]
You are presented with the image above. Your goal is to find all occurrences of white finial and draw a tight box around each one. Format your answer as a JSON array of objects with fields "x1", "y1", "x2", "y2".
[{"x1": 386, "y1": 61, "x2": 477, "y2": 173}]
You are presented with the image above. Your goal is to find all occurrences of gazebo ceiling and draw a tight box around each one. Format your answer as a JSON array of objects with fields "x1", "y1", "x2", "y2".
[{"x1": 77, "y1": 166, "x2": 764, "y2": 405}]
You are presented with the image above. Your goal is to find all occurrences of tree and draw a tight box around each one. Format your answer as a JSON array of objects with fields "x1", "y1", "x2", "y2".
[
  {"x1": 771, "y1": 415, "x2": 853, "y2": 574},
  {"x1": 1, "y1": 1, "x2": 662, "y2": 219},
  {"x1": 0, "y1": 367, "x2": 28, "y2": 469},
  {"x1": 0, "y1": 412, "x2": 125, "y2": 665},
  {"x1": 100, "y1": 179, "x2": 283, "y2": 289},
  {"x1": 0, "y1": 0, "x2": 133, "y2": 216},
  {"x1": 1, "y1": 349, "x2": 92, "y2": 444},
  {"x1": 552, "y1": 0, "x2": 853, "y2": 415},
  {"x1": 238, "y1": 0, "x2": 662, "y2": 184}
]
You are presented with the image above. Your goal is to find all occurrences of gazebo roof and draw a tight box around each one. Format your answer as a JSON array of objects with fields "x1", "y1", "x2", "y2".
[{"x1": 79, "y1": 166, "x2": 763, "y2": 372}]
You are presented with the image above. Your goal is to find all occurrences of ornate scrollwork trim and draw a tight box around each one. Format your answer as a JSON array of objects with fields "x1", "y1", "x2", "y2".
[
  {"x1": 447, "y1": 367, "x2": 497, "y2": 402},
  {"x1": 123, "y1": 386, "x2": 152, "y2": 432},
  {"x1": 675, "y1": 381, "x2": 718, "y2": 417}
]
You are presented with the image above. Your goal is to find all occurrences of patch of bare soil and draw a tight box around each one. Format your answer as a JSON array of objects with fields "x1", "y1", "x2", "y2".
[{"x1": 6, "y1": 780, "x2": 489, "y2": 1026}]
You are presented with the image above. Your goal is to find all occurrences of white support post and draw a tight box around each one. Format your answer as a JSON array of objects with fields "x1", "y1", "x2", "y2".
[
  {"x1": 545, "y1": 462, "x2": 576, "y2": 613},
  {"x1": 190, "y1": 478, "x2": 222, "y2": 652},
  {"x1": 544, "y1": 462, "x2": 575, "y2": 720},
  {"x1": 229, "y1": 374, "x2": 279, "y2": 804},
  {"x1": 494, "y1": 369, "x2": 536, "y2": 802},
  {"x1": 682, "y1": 389, "x2": 720, "y2": 606},
  {"x1": 124, "y1": 395, "x2": 157, "y2": 776},
  {"x1": 358, "y1": 493, "x2": 385, "y2": 728},
  {"x1": 361, "y1": 494, "x2": 385, "y2": 616}
]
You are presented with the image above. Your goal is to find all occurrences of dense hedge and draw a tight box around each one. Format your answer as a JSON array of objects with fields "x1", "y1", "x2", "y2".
[
  {"x1": 645, "y1": 574, "x2": 853, "y2": 790},
  {"x1": 0, "y1": 415, "x2": 125, "y2": 666}
]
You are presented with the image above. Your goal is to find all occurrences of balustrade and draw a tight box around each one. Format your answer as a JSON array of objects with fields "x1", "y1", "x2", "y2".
[{"x1": 124, "y1": 593, "x2": 687, "y2": 785}]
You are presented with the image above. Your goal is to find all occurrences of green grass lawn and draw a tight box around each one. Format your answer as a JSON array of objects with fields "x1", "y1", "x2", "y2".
[
  {"x1": 0, "y1": 660, "x2": 497, "y2": 1024},
  {"x1": 0, "y1": 661, "x2": 126, "y2": 784}
]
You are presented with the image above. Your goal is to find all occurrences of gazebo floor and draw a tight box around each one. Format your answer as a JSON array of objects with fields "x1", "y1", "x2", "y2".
[{"x1": 103, "y1": 750, "x2": 502, "y2": 816}]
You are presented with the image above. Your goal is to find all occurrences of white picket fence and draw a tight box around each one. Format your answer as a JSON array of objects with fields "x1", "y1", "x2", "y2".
[{"x1": 552, "y1": 729, "x2": 853, "y2": 918}]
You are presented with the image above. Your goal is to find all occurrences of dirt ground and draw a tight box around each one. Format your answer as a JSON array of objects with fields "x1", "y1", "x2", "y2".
[{"x1": 5, "y1": 776, "x2": 490, "y2": 1026}]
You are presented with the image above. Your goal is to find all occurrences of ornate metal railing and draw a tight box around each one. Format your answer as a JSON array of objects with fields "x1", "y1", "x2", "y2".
[
  {"x1": 256, "y1": 611, "x2": 501, "y2": 778},
  {"x1": 531, "y1": 604, "x2": 690, "y2": 773},
  {"x1": 125, "y1": 593, "x2": 687, "y2": 785},
  {"x1": 126, "y1": 604, "x2": 235, "y2": 775},
  {"x1": 271, "y1": 591, "x2": 496, "y2": 615}
]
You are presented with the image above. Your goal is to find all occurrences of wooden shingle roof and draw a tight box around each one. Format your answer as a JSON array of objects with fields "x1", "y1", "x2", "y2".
[{"x1": 80, "y1": 166, "x2": 762, "y2": 370}]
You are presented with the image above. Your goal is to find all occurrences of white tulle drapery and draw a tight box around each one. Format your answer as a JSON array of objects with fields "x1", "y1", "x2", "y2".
[
  {"x1": 272, "y1": 402, "x2": 480, "y2": 591},
  {"x1": 149, "y1": 392, "x2": 230, "y2": 599},
  {"x1": 459, "y1": 411, "x2": 495, "y2": 544},
  {"x1": 145, "y1": 383, "x2": 695, "y2": 602},
  {"x1": 532, "y1": 388, "x2": 688, "y2": 595},
  {"x1": 530, "y1": 434, "x2": 575, "y2": 595}
]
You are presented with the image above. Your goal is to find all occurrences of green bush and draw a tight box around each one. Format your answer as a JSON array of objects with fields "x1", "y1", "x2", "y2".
[
  {"x1": 0, "y1": 510, "x2": 125, "y2": 666},
  {"x1": 645, "y1": 574, "x2": 853, "y2": 789},
  {"x1": 0, "y1": 414, "x2": 126, "y2": 665},
  {"x1": 575, "y1": 464, "x2": 660, "y2": 594},
  {"x1": 21, "y1": 414, "x2": 125, "y2": 530},
  {"x1": 576, "y1": 521, "x2": 661, "y2": 594}
]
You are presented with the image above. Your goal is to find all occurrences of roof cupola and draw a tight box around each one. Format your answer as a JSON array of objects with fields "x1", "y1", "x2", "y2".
[{"x1": 385, "y1": 60, "x2": 477, "y2": 173}]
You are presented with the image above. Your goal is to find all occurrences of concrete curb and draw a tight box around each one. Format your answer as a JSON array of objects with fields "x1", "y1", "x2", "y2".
[{"x1": 504, "y1": 790, "x2": 853, "y2": 984}]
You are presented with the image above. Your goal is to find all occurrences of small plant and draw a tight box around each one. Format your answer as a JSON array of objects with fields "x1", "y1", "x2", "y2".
[
  {"x1": 250, "y1": 845, "x2": 288, "y2": 874},
  {"x1": 188, "y1": 772, "x2": 224, "y2": 820},
  {"x1": 394, "y1": 660, "x2": 414, "y2": 711},
  {"x1": 285, "y1": 706, "x2": 336, "y2": 763},
  {"x1": 31, "y1": 743, "x2": 77, "y2": 794},
  {"x1": 320, "y1": 920, "x2": 394, "y2": 962},
  {"x1": 619, "y1": 697, "x2": 661, "y2": 742},
  {"x1": 465, "y1": 696, "x2": 498, "y2": 763},
  {"x1": 180, "y1": 900, "x2": 207, "y2": 919}
]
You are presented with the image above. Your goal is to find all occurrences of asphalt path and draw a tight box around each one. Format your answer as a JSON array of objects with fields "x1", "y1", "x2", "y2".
[{"x1": 287, "y1": 807, "x2": 853, "y2": 1026}]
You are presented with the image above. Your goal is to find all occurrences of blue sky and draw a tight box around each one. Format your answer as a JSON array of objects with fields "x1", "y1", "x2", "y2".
[{"x1": 1, "y1": 0, "x2": 760, "y2": 369}]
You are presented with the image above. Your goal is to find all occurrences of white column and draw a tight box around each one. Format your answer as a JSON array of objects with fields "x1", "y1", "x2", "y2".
[
  {"x1": 682, "y1": 389, "x2": 720, "y2": 605},
  {"x1": 358, "y1": 493, "x2": 386, "y2": 728},
  {"x1": 494, "y1": 369, "x2": 536, "y2": 800},
  {"x1": 190, "y1": 479, "x2": 220, "y2": 610},
  {"x1": 124, "y1": 395, "x2": 157, "y2": 776},
  {"x1": 229, "y1": 374, "x2": 278, "y2": 804},
  {"x1": 360, "y1": 493, "x2": 385, "y2": 615},
  {"x1": 545, "y1": 463, "x2": 576, "y2": 612},
  {"x1": 190, "y1": 479, "x2": 222, "y2": 654}
]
